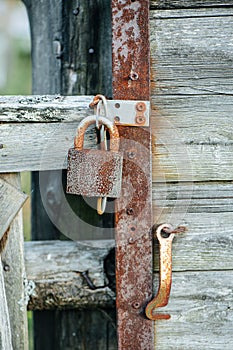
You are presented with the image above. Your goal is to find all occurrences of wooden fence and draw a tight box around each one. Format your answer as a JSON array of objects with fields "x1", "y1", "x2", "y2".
[{"x1": 0, "y1": 1, "x2": 233, "y2": 349}]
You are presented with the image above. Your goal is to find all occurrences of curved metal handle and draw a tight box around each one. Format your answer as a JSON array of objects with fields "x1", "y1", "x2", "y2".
[
  {"x1": 74, "y1": 115, "x2": 120, "y2": 152},
  {"x1": 146, "y1": 223, "x2": 175, "y2": 320}
]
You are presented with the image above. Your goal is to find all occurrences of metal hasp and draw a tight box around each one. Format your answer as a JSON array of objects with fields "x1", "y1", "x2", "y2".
[
  {"x1": 112, "y1": 0, "x2": 153, "y2": 349},
  {"x1": 94, "y1": 99, "x2": 151, "y2": 126}
]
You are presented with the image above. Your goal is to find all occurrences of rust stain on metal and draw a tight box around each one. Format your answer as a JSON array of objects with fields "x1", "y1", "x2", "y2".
[
  {"x1": 112, "y1": 0, "x2": 153, "y2": 347},
  {"x1": 112, "y1": 0, "x2": 150, "y2": 101},
  {"x1": 74, "y1": 115, "x2": 120, "y2": 152},
  {"x1": 66, "y1": 115, "x2": 123, "y2": 198},
  {"x1": 135, "y1": 101, "x2": 147, "y2": 125},
  {"x1": 145, "y1": 224, "x2": 182, "y2": 321}
]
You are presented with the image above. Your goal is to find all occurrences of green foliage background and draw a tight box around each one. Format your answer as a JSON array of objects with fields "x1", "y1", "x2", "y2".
[{"x1": 0, "y1": 4, "x2": 33, "y2": 348}]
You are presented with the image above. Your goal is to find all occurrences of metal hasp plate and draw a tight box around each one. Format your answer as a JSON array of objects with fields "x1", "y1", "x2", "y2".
[
  {"x1": 112, "y1": 0, "x2": 154, "y2": 349},
  {"x1": 96, "y1": 100, "x2": 150, "y2": 126}
]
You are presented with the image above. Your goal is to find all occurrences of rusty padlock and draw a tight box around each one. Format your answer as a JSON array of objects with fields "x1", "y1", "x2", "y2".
[{"x1": 66, "y1": 115, "x2": 123, "y2": 198}]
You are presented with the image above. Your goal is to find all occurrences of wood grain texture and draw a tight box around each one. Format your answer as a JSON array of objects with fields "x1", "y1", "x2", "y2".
[
  {"x1": 23, "y1": 190, "x2": 233, "y2": 279},
  {"x1": 149, "y1": 8, "x2": 233, "y2": 182},
  {"x1": 0, "y1": 94, "x2": 233, "y2": 182},
  {"x1": 25, "y1": 240, "x2": 115, "y2": 310},
  {"x1": 150, "y1": 9, "x2": 233, "y2": 95},
  {"x1": 150, "y1": 0, "x2": 233, "y2": 9},
  {"x1": 24, "y1": 0, "x2": 115, "y2": 348},
  {"x1": 0, "y1": 263, "x2": 13, "y2": 350},
  {"x1": 155, "y1": 270, "x2": 233, "y2": 350},
  {"x1": 0, "y1": 177, "x2": 28, "y2": 241},
  {"x1": 1, "y1": 174, "x2": 28, "y2": 350},
  {"x1": 24, "y1": 241, "x2": 233, "y2": 350},
  {"x1": 0, "y1": 95, "x2": 92, "y2": 122}
]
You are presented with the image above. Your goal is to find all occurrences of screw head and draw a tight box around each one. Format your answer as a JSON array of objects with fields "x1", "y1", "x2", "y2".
[
  {"x1": 136, "y1": 102, "x2": 146, "y2": 112},
  {"x1": 126, "y1": 208, "x2": 134, "y2": 215},
  {"x1": 128, "y1": 237, "x2": 135, "y2": 244},
  {"x1": 73, "y1": 8, "x2": 80, "y2": 15},
  {"x1": 129, "y1": 72, "x2": 139, "y2": 81},
  {"x1": 3, "y1": 264, "x2": 10, "y2": 272},
  {"x1": 127, "y1": 151, "x2": 136, "y2": 159},
  {"x1": 135, "y1": 115, "x2": 146, "y2": 125},
  {"x1": 132, "y1": 301, "x2": 141, "y2": 309},
  {"x1": 114, "y1": 116, "x2": 120, "y2": 123}
]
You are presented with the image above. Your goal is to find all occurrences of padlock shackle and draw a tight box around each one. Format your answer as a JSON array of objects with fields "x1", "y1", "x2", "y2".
[{"x1": 74, "y1": 115, "x2": 120, "y2": 151}]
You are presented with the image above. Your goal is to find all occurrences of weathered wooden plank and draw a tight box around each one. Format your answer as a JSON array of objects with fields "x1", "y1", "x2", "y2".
[
  {"x1": 23, "y1": 197, "x2": 233, "y2": 284},
  {"x1": 25, "y1": 240, "x2": 115, "y2": 310},
  {"x1": 0, "y1": 263, "x2": 13, "y2": 350},
  {"x1": 150, "y1": 0, "x2": 233, "y2": 9},
  {"x1": 152, "y1": 7, "x2": 233, "y2": 18},
  {"x1": 149, "y1": 8, "x2": 233, "y2": 183},
  {"x1": 0, "y1": 177, "x2": 28, "y2": 240},
  {"x1": 1, "y1": 174, "x2": 28, "y2": 350},
  {"x1": 153, "y1": 210, "x2": 233, "y2": 271},
  {"x1": 0, "y1": 95, "x2": 92, "y2": 122},
  {"x1": 0, "y1": 114, "x2": 233, "y2": 181},
  {"x1": 25, "y1": 237, "x2": 233, "y2": 350},
  {"x1": 150, "y1": 10, "x2": 233, "y2": 95},
  {"x1": 155, "y1": 270, "x2": 233, "y2": 349},
  {"x1": 152, "y1": 143, "x2": 233, "y2": 182},
  {"x1": 24, "y1": 241, "x2": 233, "y2": 350},
  {"x1": 154, "y1": 181, "x2": 233, "y2": 212}
]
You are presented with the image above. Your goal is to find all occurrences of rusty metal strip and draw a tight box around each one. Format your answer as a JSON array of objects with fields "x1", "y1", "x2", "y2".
[{"x1": 112, "y1": 0, "x2": 154, "y2": 348}]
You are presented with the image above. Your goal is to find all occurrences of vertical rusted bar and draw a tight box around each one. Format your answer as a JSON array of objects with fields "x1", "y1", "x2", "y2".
[{"x1": 112, "y1": 0, "x2": 154, "y2": 349}]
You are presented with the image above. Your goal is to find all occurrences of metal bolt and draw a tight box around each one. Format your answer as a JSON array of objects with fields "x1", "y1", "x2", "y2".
[
  {"x1": 128, "y1": 237, "x2": 135, "y2": 244},
  {"x1": 136, "y1": 102, "x2": 146, "y2": 112},
  {"x1": 3, "y1": 264, "x2": 10, "y2": 272},
  {"x1": 132, "y1": 301, "x2": 141, "y2": 309},
  {"x1": 130, "y1": 226, "x2": 136, "y2": 232},
  {"x1": 127, "y1": 151, "x2": 136, "y2": 159},
  {"x1": 73, "y1": 7, "x2": 80, "y2": 16},
  {"x1": 114, "y1": 116, "x2": 120, "y2": 123},
  {"x1": 129, "y1": 72, "x2": 139, "y2": 81},
  {"x1": 53, "y1": 40, "x2": 62, "y2": 59},
  {"x1": 135, "y1": 115, "x2": 146, "y2": 125},
  {"x1": 115, "y1": 103, "x2": 120, "y2": 109},
  {"x1": 126, "y1": 208, "x2": 134, "y2": 215},
  {"x1": 88, "y1": 48, "x2": 95, "y2": 54}
]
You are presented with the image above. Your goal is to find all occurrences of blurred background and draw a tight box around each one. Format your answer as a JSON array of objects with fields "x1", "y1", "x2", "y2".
[{"x1": 0, "y1": 0, "x2": 33, "y2": 347}]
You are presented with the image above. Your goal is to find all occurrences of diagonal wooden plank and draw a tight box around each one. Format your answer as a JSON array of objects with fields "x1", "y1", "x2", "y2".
[
  {"x1": 1, "y1": 174, "x2": 28, "y2": 350},
  {"x1": 0, "y1": 262, "x2": 13, "y2": 350},
  {"x1": 0, "y1": 177, "x2": 28, "y2": 241}
]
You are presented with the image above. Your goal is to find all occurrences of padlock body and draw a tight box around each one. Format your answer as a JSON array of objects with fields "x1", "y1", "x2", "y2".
[{"x1": 66, "y1": 148, "x2": 123, "y2": 198}]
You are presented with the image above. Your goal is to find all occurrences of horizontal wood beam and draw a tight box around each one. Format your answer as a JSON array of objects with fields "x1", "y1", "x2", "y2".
[
  {"x1": 25, "y1": 240, "x2": 115, "y2": 310},
  {"x1": 25, "y1": 223, "x2": 233, "y2": 310},
  {"x1": 24, "y1": 240, "x2": 233, "y2": 348},
  {"x1": 150, "y1": 1, "x2": 233, "y2": 9},
  {"x1": 0, "y1": 96, "x2": 232, "y2": 181},
  {"x1": 0, "y1": 95, "x2": 92, "y2": 123}
]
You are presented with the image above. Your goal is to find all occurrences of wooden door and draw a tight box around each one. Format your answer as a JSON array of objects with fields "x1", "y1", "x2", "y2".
[
  {"x1": 0, "y1": 0, "x2": 232, "y2": 349},
  {"x1": 150, "y1": 1, "x2": 233, "y2": 348}
]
